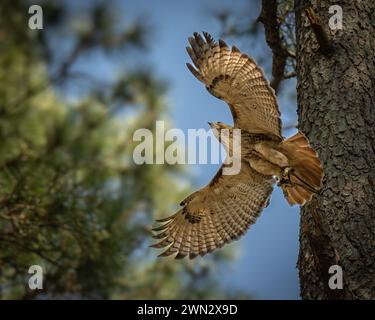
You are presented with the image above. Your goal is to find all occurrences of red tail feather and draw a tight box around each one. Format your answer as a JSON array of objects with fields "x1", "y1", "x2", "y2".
[{"x1": 280, "y1": 132, "x2": 324, "y2": 206}]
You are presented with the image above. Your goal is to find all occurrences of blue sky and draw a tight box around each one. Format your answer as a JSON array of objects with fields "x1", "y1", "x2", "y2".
[
  {"x1": 62, "y1": 0, "x2": 301, "y2": 299},
  {"x1": 121, "y1": 0, "x2": 301, "y2": 299},
  {"x1": 124, "y1": 0, "x2": 299, "y2": 299}
]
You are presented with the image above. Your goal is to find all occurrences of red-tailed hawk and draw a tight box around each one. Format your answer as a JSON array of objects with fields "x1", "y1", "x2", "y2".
[{"x1": 151, "y1": 32, "x2": 323, "y2": 259}]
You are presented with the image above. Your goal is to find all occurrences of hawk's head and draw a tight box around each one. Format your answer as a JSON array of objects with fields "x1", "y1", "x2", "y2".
[
  {"x1": 208, "y1": 121, "x2": 232, "y2": 140},
  {"x1": 208, "y1": 122, "x2": 240, "y2": 157}
]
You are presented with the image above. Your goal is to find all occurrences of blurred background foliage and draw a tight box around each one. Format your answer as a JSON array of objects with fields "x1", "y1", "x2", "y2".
[{"x1": 0, "y1": 0, "x2": 249, "y2": 299}]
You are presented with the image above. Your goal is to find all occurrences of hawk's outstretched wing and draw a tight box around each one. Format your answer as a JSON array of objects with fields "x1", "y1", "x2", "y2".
[
  {"x1": 186, "y1": 32, "x2": 282, "y2": 141},
  {"x1": 151, "y1": 163, "x2": 273, "y2": 259}
]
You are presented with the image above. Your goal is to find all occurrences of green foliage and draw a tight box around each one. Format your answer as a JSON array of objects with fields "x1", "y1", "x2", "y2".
[{"x1": 0, "y1": 0, "x2": 245, "y2": 300}]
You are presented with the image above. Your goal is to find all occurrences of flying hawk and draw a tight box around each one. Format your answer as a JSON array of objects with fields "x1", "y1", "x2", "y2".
[{"x1": 151, "y1": 32, "x2": 323, "y2": 259}]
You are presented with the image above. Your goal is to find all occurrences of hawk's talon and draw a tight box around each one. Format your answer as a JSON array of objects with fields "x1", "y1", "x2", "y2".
[{"x1": 278, "y1": 167, "x2": 294, "y2": 187}]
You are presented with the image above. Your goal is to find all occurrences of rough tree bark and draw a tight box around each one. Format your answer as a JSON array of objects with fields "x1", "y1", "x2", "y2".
[{"x1": 295, "y1": 0, "x2": 375, "y2": 299}]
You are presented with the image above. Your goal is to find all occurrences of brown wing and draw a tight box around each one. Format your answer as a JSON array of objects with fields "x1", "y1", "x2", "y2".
[
  {"x1": 151, "y1": 162, "x2": 274, "y2": 259},
  {"x1": 186, "y1": 32, "x2": 282, "y2": 141}
]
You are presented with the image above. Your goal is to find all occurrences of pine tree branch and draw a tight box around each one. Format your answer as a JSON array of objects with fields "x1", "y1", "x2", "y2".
[
  {"x1": 257, "y1": 0, "x2": 294, "y2": 93},
  {"x1": 305, "y1": 7, "x2": 334, "y2": 56}
]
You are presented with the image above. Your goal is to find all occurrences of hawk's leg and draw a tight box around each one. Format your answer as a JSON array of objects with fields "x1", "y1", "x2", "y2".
[
  {"x1": 277, "y1": 167, "x2": 318, "y2": 194},
  {"x1": 277, "y1": 167, "x2": 294, "y2": 187}
]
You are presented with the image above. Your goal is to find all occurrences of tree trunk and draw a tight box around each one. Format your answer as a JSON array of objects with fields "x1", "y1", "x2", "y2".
[{"x1": 295, "y1": 0, "x2": 375, "y2": 299}]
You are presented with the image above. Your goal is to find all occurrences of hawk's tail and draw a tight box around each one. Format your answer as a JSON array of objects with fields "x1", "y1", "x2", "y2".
[{"x1": 280, "y1": 132, "x2": 324, "y2": 206}]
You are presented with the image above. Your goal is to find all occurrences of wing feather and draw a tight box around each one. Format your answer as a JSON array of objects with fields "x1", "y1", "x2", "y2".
[
  {"x1": 151, "y1": 162, "x2": 274, "y2": 259},
  {"x1": 186, "y1": 32, "x2": 282, "y2": 140}
]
